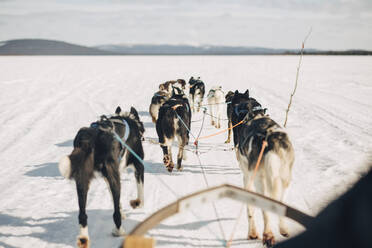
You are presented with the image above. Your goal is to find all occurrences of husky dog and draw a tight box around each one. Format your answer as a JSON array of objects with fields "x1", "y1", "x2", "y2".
[
  {"x1": 174, "y1": 79, "x2": 186, "y2": 91},
  {"x1": 159, "y1": 79, "x2": 186, "y2": 95},
  {"x1": 149, "y1": 90, "x2": 171, "y2": 123},
  {"x1": 224, "y1": 91, "x2": 234, "y2": 143},
  {"x1": 58, "y1": 107, "x2": 145, "y2": 248},
  {"x1": 150, "y1": 80, "x2": 186, "y2": 124},
  {"x1": 156, "y1": 89, "x2": 191, "y2": 172},
  {"x1": 159, "y1": 81, "x2": 171, "y2": 93},
  {"x1": 207, "y1": 86, "x2": 224, "y2": 128},
  {"x1": 188, "y1": 76, "x2": 205, "y2": 112},
  {"x1": 231, "y1": 90, "x2": 294, "y2": 247}
]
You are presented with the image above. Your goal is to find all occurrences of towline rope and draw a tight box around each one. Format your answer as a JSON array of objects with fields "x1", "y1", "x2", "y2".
[
  {"x1": 194, "y1": 120, "x2": 244, "y2": 146},
  {"x1": 170, "y1": 106, "x2": 227, "y2": 244},
  {"x1": 112, "y1": 131, "x2": 226, "y2": 246},
  {"x1": 200, "y1": 101, "x2": 231, "y2": 107}
]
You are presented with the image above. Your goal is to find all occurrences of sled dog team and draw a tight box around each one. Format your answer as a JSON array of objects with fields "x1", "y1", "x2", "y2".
[{"x1": 59, "y1": 76, "x2": 294, "y2": 247}]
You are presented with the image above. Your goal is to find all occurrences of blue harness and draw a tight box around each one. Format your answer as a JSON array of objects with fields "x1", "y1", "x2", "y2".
[{"x1": 91, "y1": 117, "x2": 130, "y2": 160}]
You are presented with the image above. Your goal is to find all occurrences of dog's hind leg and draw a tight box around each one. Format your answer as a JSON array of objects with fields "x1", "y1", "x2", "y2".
[
  {"x1": 216, "y1": 104, "x2": 221, "y2": 129},
  {"x1": 177, "y1": 146, "x2": 184, "y2": 171},
  {"x1": 209, "y1": 104, "x2": 215, "y2": 126},
  {"x1": 167, "y1": 145, "x2": 174, "y2": 172},
  {"x1": 161, "y1": 144, "x2": 174, "y2": 172},
  {"x1": 176, "y1": 142, "x2": 185, "y2": 171},
  {"x1": 104, "y1": 177, "x2": 126, "y2": 220},
  {"x1": 243, "y1": 174, "x2": 259, "y2": 240},
  {"x1": 182, "y1": 149, "x2": 187, "y2": 161},
  {"x1": 102, "y1": 162, "x2": 125, "y2": 237},
  {"x1": 225, "y1": 121, "x2": 232, "y2": 143},
  {"x1": 76, "y1": 181, "x2": 90, "y2": 248},
  {"x1": 130, "y1": 159, "x2": 144, "y2": 209},
  {"x1": 261, "y1": 175, "x2": 275, "y2": 247},
  {"x1": 262, "y1": 152, "x2": 285, "y2": 246}
]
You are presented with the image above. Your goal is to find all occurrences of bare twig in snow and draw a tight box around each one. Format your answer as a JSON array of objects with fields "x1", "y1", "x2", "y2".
[{"x1": 283, "y1": 27, "x2": 312, "y2": 128}]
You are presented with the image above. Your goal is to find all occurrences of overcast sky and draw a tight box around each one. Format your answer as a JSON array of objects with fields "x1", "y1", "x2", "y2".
[{"x1": 0, "y1": 0, "x2": 371, "y2": 50}]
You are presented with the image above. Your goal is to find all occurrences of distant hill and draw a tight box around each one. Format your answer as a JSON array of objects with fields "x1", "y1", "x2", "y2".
[
  {"x1": 0, "y1": 39, "x2": 371, "y2": 55},
  {"x1": 96, "y1": 44, "x2": 310, "y2": 55},
  {"x1": 96, "y1": 44, "x2": 372, "y2": 55},
  {"x1": 0, "y1": 39, "x2": 115, "y2": 55}
]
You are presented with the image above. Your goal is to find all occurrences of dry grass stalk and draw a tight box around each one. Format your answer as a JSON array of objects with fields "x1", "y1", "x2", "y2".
[{"x1": 283, "y1": 28, "x2": 312, "y2": 128}]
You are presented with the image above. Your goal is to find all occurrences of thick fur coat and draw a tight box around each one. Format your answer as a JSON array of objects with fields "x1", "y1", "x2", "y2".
[
  {"x1": 188, "y1": 76, "x2": 205, "y2": 112},
  {"x1": 231, "y1": 90, "x2": 294, "y2": 247},
  {"x1": 156, "y1": 92, "x2": 191, "y2": 172},
  {"x1": 207, "y1": 86, "x2": 224, "y2": 128},
  {"x1": 58, "y1": 107, "x2": 145, "y2": 247}
]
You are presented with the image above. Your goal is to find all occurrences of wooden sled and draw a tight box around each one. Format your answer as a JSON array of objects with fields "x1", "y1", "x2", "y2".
[{"x1": 122, "y1": 184, "x2": 313, "y2": 247}]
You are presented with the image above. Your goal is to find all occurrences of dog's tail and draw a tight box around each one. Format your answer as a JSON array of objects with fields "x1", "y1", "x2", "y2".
[
  {"x1": 59, "y1": 128, "x2": 96, "y2": 182},
  {"x1": 130, "y1": 107, "x2": 145, "y2": 137}
]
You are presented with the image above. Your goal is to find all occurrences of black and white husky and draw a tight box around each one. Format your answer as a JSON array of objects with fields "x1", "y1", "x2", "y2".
[
  {"x1": 150, "y1": 80, "x2": 187, "y2": 123},
  {"x1": 231, "y1": 90, "x2": 294, "y2": 247},
  {"x1": 224, "y1": 91, "x2": 234, "y2": 143},
  {"x1": 58, "y1": 107, "x2": 145, "y2": 248},
  {"x1": 156, "y1": 90, "x2": 191, "y2": 172},
  {"x1": 188, "y1": 76, "x2": 205, "y2": 112},
  {"x1": 149, "y1": 90, "x2": 171, "y2": 123},
  {"x1": 159, "y1": 79, "x2": 186, "y2": 95},
  {"x1": 207, "y1": 86, "x2": 224, "y2": 128}
]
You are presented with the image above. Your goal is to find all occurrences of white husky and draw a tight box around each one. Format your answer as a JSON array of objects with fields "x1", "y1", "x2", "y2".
[{"x1": 207, "y1": 86, "x2": 224, "y2": 128}]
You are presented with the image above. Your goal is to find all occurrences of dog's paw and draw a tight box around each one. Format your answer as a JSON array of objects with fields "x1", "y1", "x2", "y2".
[
  {"x1": 77, "y1": 235, "x2": 90, "y2": 248},
  {"x1": 263, "y1": 232, "x2": 275, "y2": 247},
  {"x1": 177, "y1": 165, "x2": 183, "y2": 171},
  {"x1": 166, "y1": 163, "x2": 174, "y2": 172},
  {"x1": 130, "y1": 199, "x2": 142, "y2": 209},
  {"x1": 224, "y1": 139, "x2": 230, "y2": 144},
  {"x1": 248, "y1": 233, "x2": 259, "y2": 240},
  {"x1": 163, "y1": 155, "x2": 171, "y2": 166},
  {"x1": 112, "y1": 227, "x2": 125, "y2": 237}
]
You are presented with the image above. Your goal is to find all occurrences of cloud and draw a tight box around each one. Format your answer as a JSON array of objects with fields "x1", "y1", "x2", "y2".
[{"x1": 0, "y1": 0, "x2": 371, "y2": 49}]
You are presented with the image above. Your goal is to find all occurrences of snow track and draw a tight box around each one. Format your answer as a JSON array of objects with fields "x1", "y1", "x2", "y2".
[{"x1": 0, "y1": 56, "x2": 371, "y2": 248}]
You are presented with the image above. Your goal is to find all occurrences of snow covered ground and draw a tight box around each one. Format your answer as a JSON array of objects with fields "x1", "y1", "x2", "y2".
[{"x1": 0, "y1": 56, "x2": 371, "y2": 248}]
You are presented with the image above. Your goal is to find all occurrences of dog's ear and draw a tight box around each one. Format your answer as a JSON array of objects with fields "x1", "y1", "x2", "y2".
[
  {"x1": 159, "y1": 84, "x2": 164, "y2": 90},
  {"x1": 115, "y1": 106, "x2": 121, "y2": 115},
  {"x1": 178, "y1": 79, "x2": 186, "y2": 87},
  {"x1": 130, "y1": 107, "x2": 140, "y2": 120},
  {"x1": 264, "y1": 108, "x2": 268, "y2": 114},
  {"x1": 244, "y1": 89, "x2": 249, "y2": 97},
  {"x1": 234, "y1": 90, "x2": 239, "y2": 95}
]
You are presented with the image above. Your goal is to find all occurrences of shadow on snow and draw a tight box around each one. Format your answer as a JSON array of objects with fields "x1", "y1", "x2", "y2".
[{"x1": 0, "y1": 212, "x2": 242, "y2": 248}]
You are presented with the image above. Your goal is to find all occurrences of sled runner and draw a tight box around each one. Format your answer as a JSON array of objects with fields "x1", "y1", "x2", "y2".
[{"x1": 121, "y1": 184, "x2": 313, "y2": 247}]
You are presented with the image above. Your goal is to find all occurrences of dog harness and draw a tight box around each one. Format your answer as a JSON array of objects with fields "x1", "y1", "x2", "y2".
[
  {"x1": 91, "y1": 116, "x2": 130, "y2": 144},
  {"x1": 110, "y1": 118, "x2": 130, "y2": 141},
  {"x1": 234, "y1": 103, "x2": 265, "y2": 117},
  {"x1": 234, "y1": 103, "x2": 249, "y2": 117}
]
